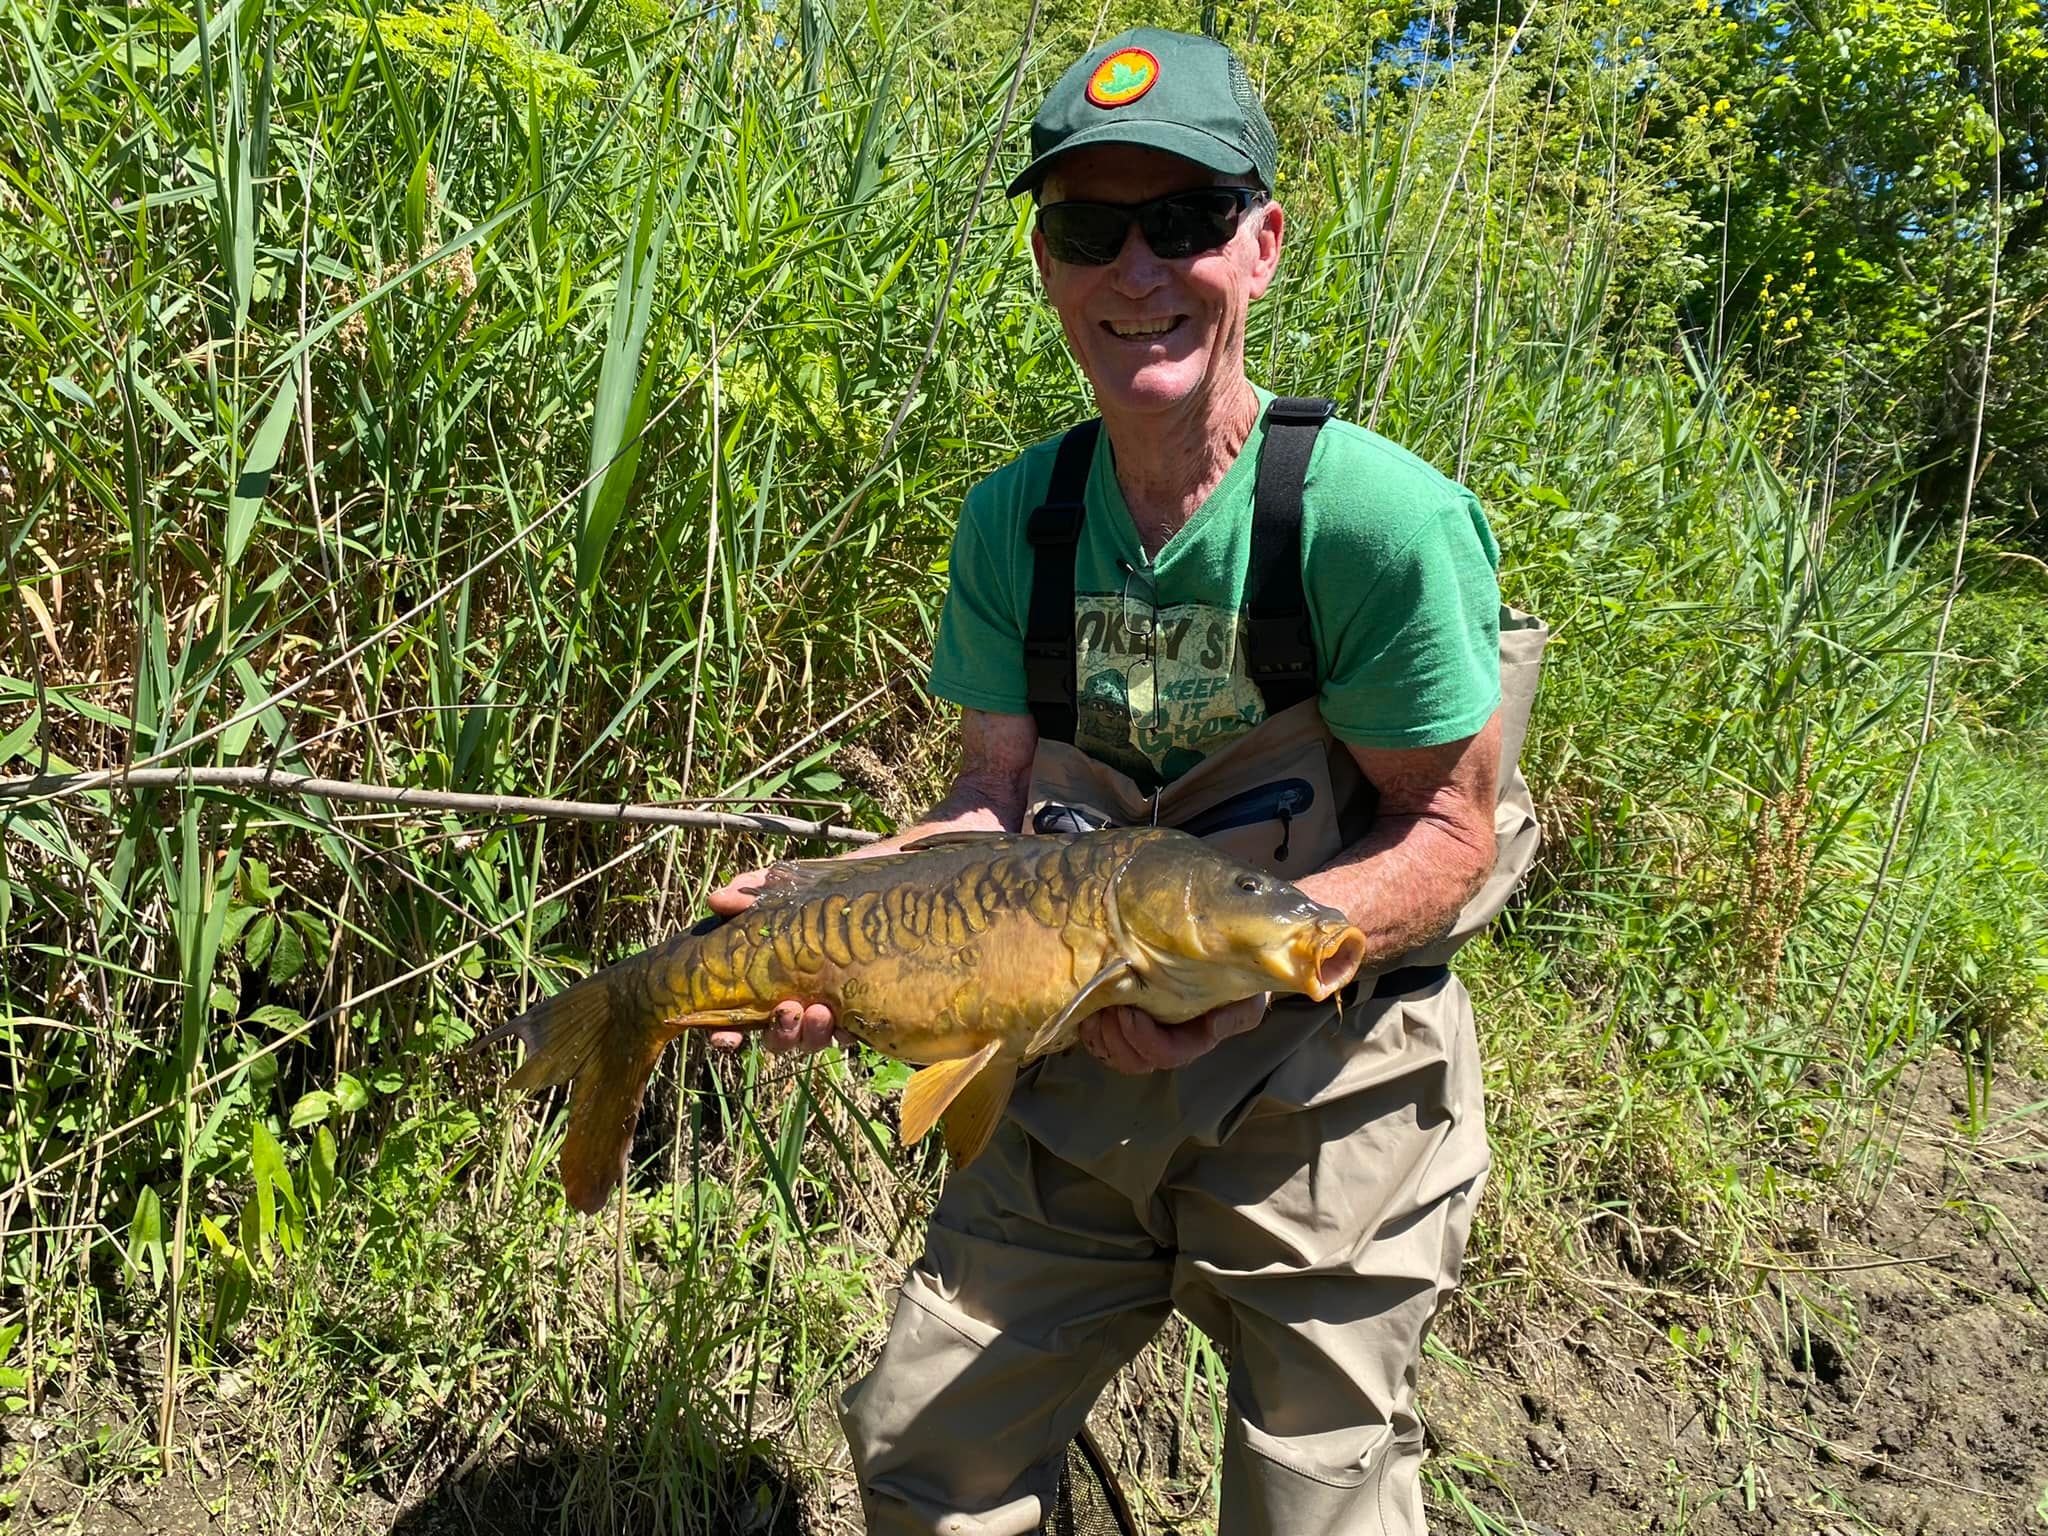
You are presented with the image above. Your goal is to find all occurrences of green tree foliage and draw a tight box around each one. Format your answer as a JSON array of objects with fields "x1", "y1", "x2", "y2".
[{"x1": 1715, "y1": 0, "x2": 2047, "y2": 523}]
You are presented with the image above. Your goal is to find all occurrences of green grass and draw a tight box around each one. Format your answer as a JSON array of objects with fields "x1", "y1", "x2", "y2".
[{"x1": 2, "y1": 0, "x2": 2044, "y2": 1529}]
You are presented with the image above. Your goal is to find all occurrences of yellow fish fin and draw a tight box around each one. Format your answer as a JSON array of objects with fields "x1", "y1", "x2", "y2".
[
  {"x1": 940, "y1": 1055, "x2": 1018, "y2": 1166},
  {"x1": 899, "y1": 1039, "x2": 1003, "y2": 1148},
  {"x1": 1023, "y1": 957, "x2": 1135, "y2": 1057}
]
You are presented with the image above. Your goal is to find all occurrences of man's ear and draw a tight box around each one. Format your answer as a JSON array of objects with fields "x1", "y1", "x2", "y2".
[
  {"x1": 1245, "y1": 198, "x2": 1285, "y2": 302},
  {"x1": 1030, "y1": 223, "x2": 1053, "y2": 287}
]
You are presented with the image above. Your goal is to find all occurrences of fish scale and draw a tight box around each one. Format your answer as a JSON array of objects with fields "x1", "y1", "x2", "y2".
[{"x1": 485, "y1": 827, "x2": 1368, "y2": 1213}]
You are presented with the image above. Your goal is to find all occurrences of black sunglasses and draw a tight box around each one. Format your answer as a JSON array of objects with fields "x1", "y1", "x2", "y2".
[{"x1": 1037, "y1": 186, "x2": 1267, "y2": 267}]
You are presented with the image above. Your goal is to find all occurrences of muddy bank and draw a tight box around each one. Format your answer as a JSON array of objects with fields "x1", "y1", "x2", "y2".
[{"x1": 1424, "y1": 1053, "x2": 2048, "y2": 1536}]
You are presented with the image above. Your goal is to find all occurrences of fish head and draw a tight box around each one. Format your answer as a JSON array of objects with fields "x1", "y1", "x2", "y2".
[{"x1": 1114, "y1": 835, "x2": 1368, "y2": 1003}]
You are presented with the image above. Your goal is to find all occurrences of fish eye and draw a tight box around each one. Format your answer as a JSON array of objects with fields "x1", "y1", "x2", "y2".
[{"x1": 1236, "y1": 876, "x2": 1260, "y2": 893}]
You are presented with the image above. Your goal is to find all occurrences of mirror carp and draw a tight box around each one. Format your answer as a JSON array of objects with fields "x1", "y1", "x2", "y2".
[{"x1": 487, "y1": 826, "x2": 1368, "y2": 1212}]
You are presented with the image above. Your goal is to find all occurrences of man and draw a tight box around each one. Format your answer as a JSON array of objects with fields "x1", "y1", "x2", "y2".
[{"x1": 709, "y1": 27, "x2": 1534, "y2": 1535}]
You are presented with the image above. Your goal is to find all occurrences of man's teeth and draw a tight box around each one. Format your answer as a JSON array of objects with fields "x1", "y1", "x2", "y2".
[{"x1": 1109, "y1": 318, "x2": 1179, "y2": 338}]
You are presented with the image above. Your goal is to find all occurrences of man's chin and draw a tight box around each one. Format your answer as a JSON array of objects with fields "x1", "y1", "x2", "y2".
[{"x1": 1085, "y1": 362, "x2": 1209, "y2": 417}]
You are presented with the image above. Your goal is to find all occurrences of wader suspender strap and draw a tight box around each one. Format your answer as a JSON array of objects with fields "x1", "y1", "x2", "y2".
[
  {"x1": 1023, "y1": 419, "x2": 1102, "y2": 744},
  {"x1": 1245, "y1": 396, "x2": 1336, "y2": 717}
]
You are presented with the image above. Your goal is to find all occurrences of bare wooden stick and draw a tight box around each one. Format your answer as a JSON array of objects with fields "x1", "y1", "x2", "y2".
[
  {"x1": 0, "y1": 767, "x2": 881, "y2": 844},
  {"x1": 1737, "y1": 1249, "x2": 1959, "y2": 1276}
]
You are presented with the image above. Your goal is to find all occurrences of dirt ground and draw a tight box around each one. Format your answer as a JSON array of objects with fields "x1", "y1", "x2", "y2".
[
  {"x1": 8, "y1": 1054, "x2": 2045, "y2": 1536},
  {"x1": 1423, "y1": 1052, "x2": 2048, "y2": 1536}
]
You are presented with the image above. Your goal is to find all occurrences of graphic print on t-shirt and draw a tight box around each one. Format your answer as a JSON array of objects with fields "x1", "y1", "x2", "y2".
[{"x1": 1071, "y1": 592, "x2": 1267, "y2": 789}]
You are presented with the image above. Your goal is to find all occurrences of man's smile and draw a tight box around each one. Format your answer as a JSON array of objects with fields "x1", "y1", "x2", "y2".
[{"x1": 1104, "y1": 315, "x2": 1187, "y2": 339}]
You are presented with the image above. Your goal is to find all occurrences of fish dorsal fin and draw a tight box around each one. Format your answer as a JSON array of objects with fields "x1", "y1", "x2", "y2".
[
  {"x1": 899, "y1": 1039, "x2": 1003, "y2": 1148},
  {"x1": 1022, "y1": 957, "x2": 1135, "y2": 1057},
  {"x1": 941, "y1": 1056, "x2": 1019, "y2": 1166},
  {"x1": 898, "y1": 830, "x2": 1034, "y2": 853},
  {"x1": 753, "y1": 857, "x2": 862, "y2": 902}
]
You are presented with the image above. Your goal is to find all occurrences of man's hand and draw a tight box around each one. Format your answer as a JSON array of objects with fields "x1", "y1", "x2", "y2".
[
  {"x1": 1078, "y1": 994, "x2": 1271, "y2": 1074},
  {"x1": 701, "y1": 871, "x2": 849, "y2": 1055}
]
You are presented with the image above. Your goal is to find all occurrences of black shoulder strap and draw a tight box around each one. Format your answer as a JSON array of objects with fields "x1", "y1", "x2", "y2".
[
  {"x1": 1023, "y1": 418, "x2": 1101, "y2": 744},
  {"x1": 1245, "y1": 396, "x2": 1335, "y2": 716}
]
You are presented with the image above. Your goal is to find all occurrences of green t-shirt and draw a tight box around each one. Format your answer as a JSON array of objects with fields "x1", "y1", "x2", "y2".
[{"x1": 929, "y1": 399, "x2": 1502, "y2": 791}]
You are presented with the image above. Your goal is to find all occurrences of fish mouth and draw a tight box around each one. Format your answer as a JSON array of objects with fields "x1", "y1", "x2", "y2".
[{"x1": 1290, "y1": 922, "x2": 1368, "y2": 1002}]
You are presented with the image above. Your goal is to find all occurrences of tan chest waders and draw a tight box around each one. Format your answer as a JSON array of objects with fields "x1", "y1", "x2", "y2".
[{"x1": 840, "y1": 399, "x2": 1547, "y2": 1536}]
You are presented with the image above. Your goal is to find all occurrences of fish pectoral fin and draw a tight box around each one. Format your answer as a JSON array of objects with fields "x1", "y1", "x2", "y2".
[
  {"x1": 941, "y1": 1056, "x2": 1018, "y2": 1167},
  {"x1": 899, "y1": 1039, "x2": 1003, "y2": 1148},
  {"x1": 1022, "y1": 958, "x2": 1136, "y2": 1057}
]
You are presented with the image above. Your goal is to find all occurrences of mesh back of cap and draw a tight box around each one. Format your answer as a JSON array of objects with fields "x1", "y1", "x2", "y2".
[{"x1": 1225, "y1": 55, "x2": 1279, "y2": 177}]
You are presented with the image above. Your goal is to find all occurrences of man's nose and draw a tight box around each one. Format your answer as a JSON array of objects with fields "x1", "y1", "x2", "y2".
[{"x1": 1107, "y1": 220, "x2": 1167, "y2": 294}]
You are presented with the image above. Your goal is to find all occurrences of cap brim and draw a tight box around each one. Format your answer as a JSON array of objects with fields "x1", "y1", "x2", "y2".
[{"x1": 1006, "y1": 120, "x2": 1260, "y2": 198}]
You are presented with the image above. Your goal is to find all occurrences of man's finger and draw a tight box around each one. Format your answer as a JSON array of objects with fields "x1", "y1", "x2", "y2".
[
  {"x1": 1139, "y1": 1011, "x2": 1194, "y2": 1071},
  {"x1": 1084, "y1": 1009, "x2": 1129, "y2": 1069},
  {"x1": 1122, "y1": 1007, "x2": 1226, "y2": 1072},
  {"x1": 798, "y1": 1003, "x2": 838, "y2": 1052},
  {"x1": 706, "y1": 879, "x2": 765, "y2": 917},
  {"x1": 1099, "y1": 1008, "x2": 1159, "y2": 1075},
  {"x1": 1155, "y1": 1013, "x2": 1219, "y2": 1069},
  {"x1": 1079, "y1": 1014, "x2": 1106, "y2": 1060},
  {"x1": 707, "y1": 1029, "x2": 745, "y2": 1050},
  {"x1": 760, "y1": 1000, "x2": 805, "y2": 1054}
]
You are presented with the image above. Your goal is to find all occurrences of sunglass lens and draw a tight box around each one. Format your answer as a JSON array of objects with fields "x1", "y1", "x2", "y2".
[
  {"x1": 1142, "y1": 191, "x2": 1243, "y2": 259},
  {"x1": 1039, "y1": 190, "x2": 1257, "y2": 266},
  {"x1": 1040, "y1": 204, "x2": 1129, "y2": 266}
]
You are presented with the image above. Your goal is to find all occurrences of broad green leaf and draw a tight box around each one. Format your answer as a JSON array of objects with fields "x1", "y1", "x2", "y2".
[
  {"x1": 226, "y1": 370, "x2": 298, "y2": 569},
  {"x1": 128, "y1": 1185, "x2": 165, "y2": 1290},
  {"x1": 244, "y1": 910, "x2": 276, "y2": 967},
  {"x1": 309, "y1": 1126, "x2": 337, "y2": 1213},
  {"x1": 250, "y1": 1120, "x2": 284, "y2": 1260},
  {"x1": 266, "y1": 920, "x2": 305, "y2": 982}
]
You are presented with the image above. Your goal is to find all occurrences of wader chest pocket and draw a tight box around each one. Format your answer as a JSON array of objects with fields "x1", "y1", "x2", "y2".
[{"x1": 1175, "y1": 778, "x2": 1315, "y2": 863}]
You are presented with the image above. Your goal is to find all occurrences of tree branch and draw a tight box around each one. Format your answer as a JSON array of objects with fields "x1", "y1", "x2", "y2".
[{"x1": 0, "y1": 767, "x2": 881, "y2": 844}]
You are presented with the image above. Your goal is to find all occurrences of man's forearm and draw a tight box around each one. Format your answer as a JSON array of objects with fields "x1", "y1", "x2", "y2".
[
  {"x1": 1293, "y1": 816, "x2": 1492, "y2": 967},
  {"x1": 856, "y1": 774, "x2": 1027, "y2": 856},
  {"x1": 849, "y1": 708, "x2": 1036, "y2": 857},
  {"x1": 1293, "y1": 716, "x2": 1502, "y2": 968}
]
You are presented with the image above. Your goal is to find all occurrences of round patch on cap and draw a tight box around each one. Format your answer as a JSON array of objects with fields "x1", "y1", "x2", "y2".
[{"x1": 1085, "y1": 47, "x2": 1159, "y2": 108}]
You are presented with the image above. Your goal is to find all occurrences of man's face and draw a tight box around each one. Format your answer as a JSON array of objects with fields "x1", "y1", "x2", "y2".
[{"x1": 1031, "y1": 144, "x2": 1284, "y2": 421}]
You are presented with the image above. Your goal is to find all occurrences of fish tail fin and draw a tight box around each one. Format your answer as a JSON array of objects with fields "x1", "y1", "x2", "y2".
[{"x1": 484, "y1": 971, "x2": 669, "y2": 1214}]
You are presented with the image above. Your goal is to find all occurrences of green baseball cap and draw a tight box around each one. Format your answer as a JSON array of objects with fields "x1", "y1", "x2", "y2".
[{"x1": 1007, "y1": 27, "x2": 1280, "y2": 199}]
